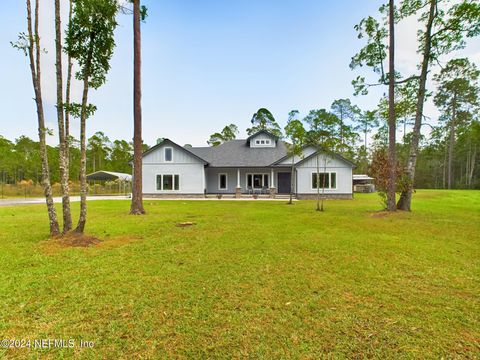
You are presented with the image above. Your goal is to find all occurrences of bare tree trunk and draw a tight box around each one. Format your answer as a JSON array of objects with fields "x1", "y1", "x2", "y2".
[
  {"x1": 468, "y1": 144, "x2": 476, "y2": 188},
  {"x1": 397, "y1": 0, "x2": 436, "y2": 211},
  {"x1": 289, "y1": 153, "x2": 294, "y2": 204},
  {"x1": 130, "y1": 0, "x2": 145, "y2": 215},
  {"x1": 387, "y1": 0, "x2": 397, "y2": 212},
  {"x1": 75, "y1": 42, "x2": 94, "y2": 233},
  {"x1": 447, "y1": 94, "x2": 457, "y2": 189},
  {"x1": 65, "y1": 0, "x2": 73, "y2": 175},
  {"x1": 364, "y1": 124, "x2": 368, "y2": 150},
  {"x1": 55, "y1": 0, "x2": 72, "y2": 233},
  {"x1": 26, "y1": 0, "x2": 60, "y2": 237},
  {"x1": 316, "y1": 154, "x2": 320, "y2": 211},
  {"x1": 321, "y1": 156, "x2": 326, "y2": 212},
  {"x1": 443, "y1": 139, "x2": 448, "y2": 189}
]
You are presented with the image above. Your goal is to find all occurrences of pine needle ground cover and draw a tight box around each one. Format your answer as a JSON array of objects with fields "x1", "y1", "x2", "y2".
[{"x1": 0, "y1": 190, "x2": 478, "y2": 358}]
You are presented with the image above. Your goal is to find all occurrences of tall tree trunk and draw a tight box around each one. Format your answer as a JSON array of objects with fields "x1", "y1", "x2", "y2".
[
  {"x1": 65, "y1": 0, "x2": 73, "y2": 177},
  {"x1": 468, "y1": 144, "x2": 476, "y2": 188},
  {"x1": 321, "y1": 156, "x2": 326, "y2": 212},
  {"x1": 26, "y1": 0, "x2": 60, "y2": 237},
  {"x1": 130, "y1": 0, "x2": 145, "y2": 215},
  {"x1": 387, "y1": 0, "x2": 396, "y2": 211},
  {"x1": 364, "y1": 124, "x2": 368, "y2": 150},
  {"x1": 75, "y1": 43, "x2": 94, "y2": 233},
  {"x1": 447, "y1": 93, "x2": 457, "y2": 189},
  {"x1": 397, "y1": 0, "x2": 436, "y2": 211},
  {"x1": 55, "y1": 0, "x2": 72, "y2": 233},
  {"x1": 443, "y1": 139, "x2": 448, "y2": 189},
  {"x1": 289, "y1": 153, "x2": 294, "y2": 204},
  {"x1": 316, "y1": 154, "x2": 320, "y2": 211}
]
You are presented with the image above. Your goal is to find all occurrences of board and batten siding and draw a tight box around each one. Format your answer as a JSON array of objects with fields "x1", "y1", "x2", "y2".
[
  {"x1": 142, "y1": 144, "x2": 205, "y2": 194},
  {"x1": 249, "y1": 133, "x2": 276, "y2": 148},
  {"x1": 276, "y1": 146, "x2": 318, "y2": 165},
  {"x1": 296, "y1": 154, "x2": 353, "y2": 195}
]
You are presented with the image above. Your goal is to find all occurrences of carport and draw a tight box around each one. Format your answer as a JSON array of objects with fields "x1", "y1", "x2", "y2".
[{"x1": 86, "y1": 171, "x2": 132, "y2": 195}]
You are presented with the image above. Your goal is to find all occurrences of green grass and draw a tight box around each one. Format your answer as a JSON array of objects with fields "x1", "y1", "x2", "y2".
[{"x1": 0, "y1": 190, "x2": 479, "y2": 359}]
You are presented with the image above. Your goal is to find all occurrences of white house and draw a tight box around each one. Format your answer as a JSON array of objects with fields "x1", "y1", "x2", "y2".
[{"x1": 141, "y1": 130, "x2": 355, "y2": 199}]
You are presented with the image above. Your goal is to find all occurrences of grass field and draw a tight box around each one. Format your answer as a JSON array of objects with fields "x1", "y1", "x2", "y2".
[{"x1": 0, "y1": 190, "x2": 479, "y2": 359}]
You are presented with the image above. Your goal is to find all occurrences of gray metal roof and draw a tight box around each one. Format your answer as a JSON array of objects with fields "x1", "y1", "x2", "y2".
[
  {"x1": 188, "y1": 140, "x2": 289, "y2": 167},
  {"x1": 86, "y1": 171, "x2": 132, "y2": 181}
]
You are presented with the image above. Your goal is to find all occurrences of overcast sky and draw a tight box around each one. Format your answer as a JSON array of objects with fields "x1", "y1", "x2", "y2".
[{"x1": 0, "y1": 0, "x2": 479, "y2": 147}]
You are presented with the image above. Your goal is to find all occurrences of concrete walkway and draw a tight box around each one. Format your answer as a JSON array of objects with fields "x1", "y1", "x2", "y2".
[{"x1": 0, "y1": 195, "x2": 295, "y2": 206}]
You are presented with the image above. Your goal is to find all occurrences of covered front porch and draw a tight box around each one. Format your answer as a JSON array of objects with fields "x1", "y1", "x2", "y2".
[{"x1": 204, "y1": 167, "x2": 293, "y2": 197}]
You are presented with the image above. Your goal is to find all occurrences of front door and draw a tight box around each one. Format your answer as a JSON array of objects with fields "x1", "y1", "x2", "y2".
[{"x1": 277, "y1": 172, "x2": 291, "y2": 194}]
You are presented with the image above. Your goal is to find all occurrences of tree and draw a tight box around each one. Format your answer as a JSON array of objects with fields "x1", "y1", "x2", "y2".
[
  {"x1": 12, "y1": 0, "x2": 60, "y2": 236},
  {"x1": 87, "y1": 132, "x2": 112, "y2": 173},
  {"x1": 55, "y1": 0, "x2": 73, "y2": 233},
  {"x1": 330, "y1": 99, "x2": 360, "y2": 153},
  {"x1": 350, "y1": 1, "x2": 399, "y2": 211},
  {"x1": 65, "y1": 0, "x2": 118, "y2": 233},
  {"x1": 356, "y1": 110, "x2": 379, "y2": 150},
  {"x1": 284, "y1": 111, "x2": 306, "y2": 205},
  {"x1": 207, "y1": 124, "x2": 239, "y2": 146},
  {"x1": 130, "y1": 0, "x2": 147, "y2": 215},
  {"x1": 303, "y1": 109, "x2": 341, "y2": 211},
  {"x1": 396, "y1": 0, "x2": 480, "y2": 210},
  {"x1": 247, "y1": 108, "x2": 282, "y2": 138},
  {"x1": 433, "y1": 58, "x2": 479, "y2": 189},
  {"x1": 109, "y1": 140, "x2": 134, "y2": 173},
  {"x1": 387, "y1": 0, "x2": 397, "y2": 212}
]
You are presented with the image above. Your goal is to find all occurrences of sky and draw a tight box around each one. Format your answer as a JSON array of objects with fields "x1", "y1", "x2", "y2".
[{"x1": 0, "y1": 0, "x2": 479, "y2": 147}]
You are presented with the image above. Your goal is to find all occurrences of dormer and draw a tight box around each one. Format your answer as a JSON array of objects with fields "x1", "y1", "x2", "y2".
[{"x1": 246, "y1": 130, "x2": 278, "y2": 148}]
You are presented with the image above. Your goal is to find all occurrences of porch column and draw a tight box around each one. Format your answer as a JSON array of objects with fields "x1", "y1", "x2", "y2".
[
  {"x1": 269, "y1": 168, "x2": 276, "y2": 198},
  {"x1": 235, "y1": 169, "x2": 241, "y2": 198}
]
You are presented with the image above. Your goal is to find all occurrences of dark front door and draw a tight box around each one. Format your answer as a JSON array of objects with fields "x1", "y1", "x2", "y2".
[{"x1": 277, "y1": 172, "x2": 291, "y2": 194}]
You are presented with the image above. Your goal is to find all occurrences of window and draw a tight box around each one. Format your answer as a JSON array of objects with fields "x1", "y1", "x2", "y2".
[
  {"x1": 164, "y1": 147, "x2": 173, "y2": 162},
  {"x1": 163, "y1": 175, "x2": 173, "y2": 190},
  {"x1": 260, "y1": 140, "x2": 265, "y2": 144},
  {"x1": 156, "y1": 174, "x2": 180, "y2": 190},
  {"x1": 330, "y1": 173, "x2": 336, "y2": 189},
  {"x1": 255, "y1": 140, "x2": 260, "y2": 144},
  {"x1": 265, "y1": 140, "x2": 270, "y2": 145},
  {"x1": 219, "y1": 174, "x2": 227, "y2": 190},
  {"x1": 311, "y1": 172, "x2": 336, "y2": 189},
  {"x1": 247, "y1": 173, "x2": 269, "y2": 189}
]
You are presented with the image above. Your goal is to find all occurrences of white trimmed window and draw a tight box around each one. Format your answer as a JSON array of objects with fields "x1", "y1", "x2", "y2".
[
  {"x1": 311, "y1": 172, "x2": 337, "y2": 189},
  {"x1": 219, "y1": 173, "x2": 227, "y2": 190},
  {"x1": 156, "y1": 174, "x2": 180, "y2": 190},
  {"x1": 246, "y1": 173, "x2": 269, "y2": 189},
  {"x1": 164, "y1": 147, "x2": 173, "y2": 162}
]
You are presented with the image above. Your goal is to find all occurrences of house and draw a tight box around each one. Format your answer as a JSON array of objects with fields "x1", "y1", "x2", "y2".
[{"x1": 141, "y1": 130, "x2": 355, "y2": 199}]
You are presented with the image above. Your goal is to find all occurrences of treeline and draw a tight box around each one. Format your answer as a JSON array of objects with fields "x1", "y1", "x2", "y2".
[
  {"x1": 0, "y1": 132, "x2": 143, "y2": 184},
  {"x1": 209, "y1": 98, "x2": 480, "y2": 190}
]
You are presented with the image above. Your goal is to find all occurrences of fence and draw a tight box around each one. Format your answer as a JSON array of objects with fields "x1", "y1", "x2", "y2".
[{"x1": 0, "y1": 180, "x2": 131, "y2": 199}]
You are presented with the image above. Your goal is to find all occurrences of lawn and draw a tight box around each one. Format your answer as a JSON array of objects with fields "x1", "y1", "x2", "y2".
[{"x1": 0, "y1": 190, "x2": 479, "y2": 359}]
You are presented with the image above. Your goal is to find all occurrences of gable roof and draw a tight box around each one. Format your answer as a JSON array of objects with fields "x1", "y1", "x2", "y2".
[
  {"x1": 188, "y1": 140, "x2": 288, "y2": 167},
  {"x1": 142, "y1": 138, "x2": 209, "y2": 165},
  {"x1": 245, "y1": 129, "x2": 279, "y2": 143},
  {"x1": 86, "y1": 171, "x2": 132, "y2": 181},
  {"x1": 294, "y1": 148, "x2": 356, "y2": 168}
]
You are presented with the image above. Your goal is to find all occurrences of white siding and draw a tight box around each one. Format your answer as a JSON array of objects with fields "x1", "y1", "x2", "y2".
[
  {"x1": 249, "y1": 133, "x2": 276, "y2": 148},
  {"x1": 296, "y1": 154, "x2": 352, "y2": 195},
  {"x1": 277, "y1": 146, "x2": 317, "y2": 165},
  {"x1": 143, "y1": 144, "x2": 201, "y2": 164},
  {"x1": 142, "y1": 143, "x2": 205, "y2": 194}
]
